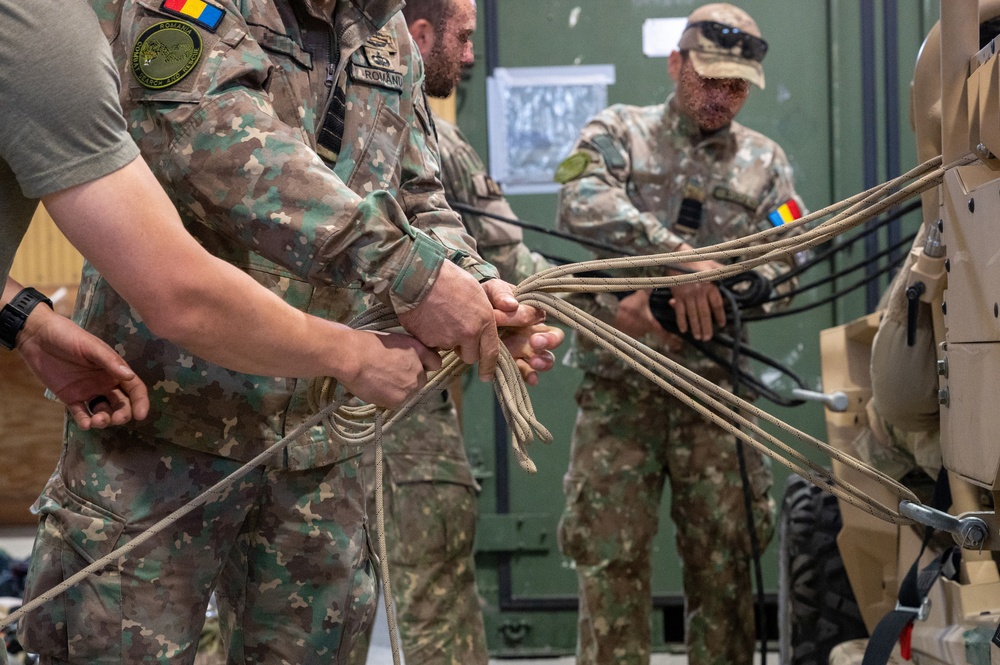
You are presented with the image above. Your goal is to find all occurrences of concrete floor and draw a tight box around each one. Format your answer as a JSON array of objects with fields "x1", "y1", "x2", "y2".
[
  {"x1": 0, "y1": 527, "x2": 34, "y2": 560},
  {"x1": 486, "y1": 656, "x2": 779, "y2": 665},
  {"x1": 363, "y1": 595, "x2": 780, "y2": 665}
]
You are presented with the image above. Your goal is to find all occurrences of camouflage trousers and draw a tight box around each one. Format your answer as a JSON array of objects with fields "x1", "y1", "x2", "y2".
[
  {"x1": 347, "y1": 396, "x2": 487, "y2": 665},
  {"x1": 19, "y1": 423, "x2": 376, "y2": 664},
  {"x1": 557, "y1": 374, "x2": 775, "y2": 665}
]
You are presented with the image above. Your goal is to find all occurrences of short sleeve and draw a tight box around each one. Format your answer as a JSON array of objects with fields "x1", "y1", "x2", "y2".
[{"x1": 0, "y1": 0, "x2": 139, "y2": 200}]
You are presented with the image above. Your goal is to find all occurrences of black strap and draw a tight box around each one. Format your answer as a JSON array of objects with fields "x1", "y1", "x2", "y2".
[
  {"x1": 863, "y1": 609, "x2": 916, "y2": 665},
  {"x1": 900, "y1": 468, "x2": 953, "y2": 607},
  {"x1": 862, "y1": 547, "x2": 957, "y2": 665},
  {"x1": 298, "y1": 20, "x2": 345, "y2": 164},
  {"x1": 0, "y1": 287, "x2": 53, "y2": 350},
  {"x1": 862, "y1": 468, "x2": 954, "y2": 665},
  {"x1": 317, "y1": 75, "x2": 347, "y2": 162},
  {"x1": 421, "y1": 88, "x2": 437, "y2": 143}
]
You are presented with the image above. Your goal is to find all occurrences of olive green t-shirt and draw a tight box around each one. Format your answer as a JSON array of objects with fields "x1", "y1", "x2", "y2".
[{"x1": 0, "y1": 0, "x2": 140, "y2": 285}]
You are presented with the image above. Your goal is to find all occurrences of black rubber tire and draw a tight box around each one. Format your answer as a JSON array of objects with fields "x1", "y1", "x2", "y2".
[{"x1": 778, "y1": 474, "x2": 868, "y2": 665}]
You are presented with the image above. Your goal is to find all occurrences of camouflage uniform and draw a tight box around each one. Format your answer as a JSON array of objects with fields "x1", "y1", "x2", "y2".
[
  {"x1": 19, "y1": 2, "x2": 496, "y2": 663},
  {"x1": 349, "y1": 116, "x2": 549, "y2": 665},
  {"x1": 348, "y1": 392, "x2": 485, "y2": 665},
  {"x1": 556, "y1": 94, "x2": 804, "y2": 665},
  {"x1": 435, "y1": 118, "x2": 551, "y2": 283}
]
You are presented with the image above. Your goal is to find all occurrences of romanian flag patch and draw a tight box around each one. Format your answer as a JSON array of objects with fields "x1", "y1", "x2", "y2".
[
  {"x1": 160, "y1": 0, "x2": 225, "y2": 32},
  {"x1": 768, "y1": 199, "x2": 802, "y2": 227}
]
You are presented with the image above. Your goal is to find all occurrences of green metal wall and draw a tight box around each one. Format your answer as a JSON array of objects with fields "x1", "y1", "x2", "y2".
[{"x1": 454, "y1": 0, "x2": 940, "y2": 655}]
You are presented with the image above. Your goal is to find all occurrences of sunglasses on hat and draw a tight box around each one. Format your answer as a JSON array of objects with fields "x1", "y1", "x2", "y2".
[{"x1": 686, "y1": 20, "x2": 769, "y2": 63}]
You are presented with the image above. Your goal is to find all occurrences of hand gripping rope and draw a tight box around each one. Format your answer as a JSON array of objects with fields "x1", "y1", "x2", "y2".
[{"x1": 0, "y1": 153, "x2": 972, "y2": 665}]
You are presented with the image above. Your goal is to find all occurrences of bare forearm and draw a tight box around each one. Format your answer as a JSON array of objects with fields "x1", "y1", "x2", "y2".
[
  {"x1": 140, "y1": 273, "x2": 439, "y2": 405},
  {"x1": 158, "y1": 271, "x2": 362, "y2": 378},
  {"x1": 2, "y1": 277, "x2": 21, "y2": 304},
  {"x1": 43, "y1": 159, "x2": 381, "y2": 379}
]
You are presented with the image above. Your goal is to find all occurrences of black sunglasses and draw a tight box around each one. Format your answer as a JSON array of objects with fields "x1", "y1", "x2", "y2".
[{"x1": 686, "y1": 20, "x2": 769, "y2": 62}]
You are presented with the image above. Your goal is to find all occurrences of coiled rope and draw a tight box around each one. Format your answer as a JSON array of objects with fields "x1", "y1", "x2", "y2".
[{"x1": 0, "y1": 154, "x2": 971, "y2": 665}]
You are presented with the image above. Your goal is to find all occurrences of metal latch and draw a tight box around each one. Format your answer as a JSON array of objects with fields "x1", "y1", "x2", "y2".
[{"x1": 894, "y1": 596, "x2": 931, "y2": 622}]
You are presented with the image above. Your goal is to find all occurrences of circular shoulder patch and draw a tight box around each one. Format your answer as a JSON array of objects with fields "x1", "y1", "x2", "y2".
[
  {"x1": 131, "y1": 20, "x2": 203, "y2": 90},
  {"x1": 554, "y1": 152, "x2": 591, "y2": 184}
]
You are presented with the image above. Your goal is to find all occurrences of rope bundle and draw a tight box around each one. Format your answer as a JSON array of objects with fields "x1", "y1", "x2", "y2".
[{"x1": 0, "y1": 154, "x2": 972, "y2": 665}]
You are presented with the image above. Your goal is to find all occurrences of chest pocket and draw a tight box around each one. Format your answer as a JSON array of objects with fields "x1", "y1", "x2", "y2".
[
  {"x1": 700, "y1": 195, "x2": 758, "y2": 247},
  {"x1": 248, "y1": 23, "x2": 317, "y2": 132},
  {"x1": 333, "y1": 48, "x2": 408, "y2": 196},
  {"x1": 343, "y1": 98, "x2": 407, "y2": 196},
  {"x1": 628, "y1": 169, "x2": 677, "y2": 222}
]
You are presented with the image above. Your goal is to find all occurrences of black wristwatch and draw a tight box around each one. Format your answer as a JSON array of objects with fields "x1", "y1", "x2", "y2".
[{"x1": 0, "y1": 287, "x2": 54, "y2": 350}]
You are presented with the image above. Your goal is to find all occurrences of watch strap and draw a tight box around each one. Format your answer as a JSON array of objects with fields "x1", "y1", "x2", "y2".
[{"x1": 0, "y1": 287, "x2": 54, "y2": 350}]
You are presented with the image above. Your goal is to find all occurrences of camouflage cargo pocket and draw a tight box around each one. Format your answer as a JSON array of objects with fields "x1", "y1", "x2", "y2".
[
  {"x1": 557, "y1": 473, "x2": 597, "y2": 565},
  {"x1": 337, "y1": 536, "x2": 378, "y2": 662},
  {"x1": 18, "y1": 474, "x2": 125, "y2": 663}
]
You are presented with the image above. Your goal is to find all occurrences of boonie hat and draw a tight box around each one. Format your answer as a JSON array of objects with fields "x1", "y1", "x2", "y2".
[{"x1": 677, "y1": 3, "x2": 768, "y2": 90}]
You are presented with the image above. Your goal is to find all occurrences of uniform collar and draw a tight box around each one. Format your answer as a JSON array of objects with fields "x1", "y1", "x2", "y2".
[
  {"x1": 298, "y1": 0, "x2": 403, "y2": 32},
  {"x1": 295, "y1": 0, "x2": 404, "y2": 75},
  {"x1": 664, "y1": 93, "x2": 737, "y2": 152}
]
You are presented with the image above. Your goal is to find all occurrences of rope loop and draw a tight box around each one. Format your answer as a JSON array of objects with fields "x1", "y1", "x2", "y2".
[{"x1": 1, "y1": 155, "x2": 972, "y2": 656}]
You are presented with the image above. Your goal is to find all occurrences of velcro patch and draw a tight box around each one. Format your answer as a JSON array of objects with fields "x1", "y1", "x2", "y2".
[
  {"x1": 588, "y1": 134, "x2": 627, "y2": 171},
  {"x1": 363, "y1": 29, "x2": 398, "y2": 70},
  {"x1": 683, "y1": 183, "x2": 706, "y2": 202},
  {"x1": 713, "y1": 186, "x2": 759, "y2": 211},
  {"x1": 473, "y1": 173, "x2": 504, "y2": 199},
  {"x1": 350, "y1": 64, "x2": 403, "y2": 92},
  {"x1": 675, "y1": 197, "x2": 703, "y2": 230},
  {"x1": 364, "y1": 47, "x2": 394, "y2": 70},
  {"x1": 366, "y1": 30, "x2": 398, "y2": 52}
]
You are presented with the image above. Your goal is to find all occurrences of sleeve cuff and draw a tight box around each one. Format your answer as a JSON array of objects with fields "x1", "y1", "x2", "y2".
[
  {"x1": 388, "y1": 229, "x2": 448, "y2": 313},
  {"x1": 649, "y1": 224, "x2": 686, "y2": 254},
  {"x1": 462, "y1": 258, "x2": 499, "y2": 283}
]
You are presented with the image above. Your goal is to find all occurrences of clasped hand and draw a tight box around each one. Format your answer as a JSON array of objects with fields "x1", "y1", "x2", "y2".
[{"x1": 397, "y1": 262, "x2": 563, "y2": 383}]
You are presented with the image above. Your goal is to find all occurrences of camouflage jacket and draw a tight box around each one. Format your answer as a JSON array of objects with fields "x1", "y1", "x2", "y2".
[
  {"x1": 435, "y1": 116, "x2": 551, "y2": 285},
  {"x1": 558, "y1": 94, "x2": 806, "y2": 384},
  {"x1": 377, "y1": 118, "x2": 552, "y2": 487},
  {"x1": 81, "y1": 0, "x2": 496, "y2": 469}
]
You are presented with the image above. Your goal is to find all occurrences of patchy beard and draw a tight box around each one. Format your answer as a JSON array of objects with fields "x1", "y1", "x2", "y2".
[
  {"x1": 692, "y1": 102, "x2": 737, "y2": 131},
  {"x1": 424, "y1": 41, "x2": 462, "y2": 98}
]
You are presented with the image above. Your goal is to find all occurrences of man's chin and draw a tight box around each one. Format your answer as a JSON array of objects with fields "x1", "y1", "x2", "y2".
[
  {"x1": 425, "y1": 78, "x2": 457, "y2": 99},
  {"x1": 424, "y1": 64, "x2": 463, "y2": 99},
  {"x1": 695, "y1": 111, "x2": 735, "y2": 132}
]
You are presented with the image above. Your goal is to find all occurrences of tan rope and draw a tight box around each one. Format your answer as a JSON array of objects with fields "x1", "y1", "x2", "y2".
[
  {"x1": 523, "y1": 290, "x2": 917, "y2": 524},
  {"x1": 372, "y1": 413, "x2": 402, "y2": 665},
  {"x1": 0, "y1": 395, "x2": 351, "y2": 635},
  {"x1": 0, "y1": 154, "x2": 968, "y2": 659}
]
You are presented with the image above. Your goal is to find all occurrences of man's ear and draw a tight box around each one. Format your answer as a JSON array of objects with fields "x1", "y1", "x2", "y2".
[{"x1": 409, "y1": 18, "x2": 436, "y2": 56}]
